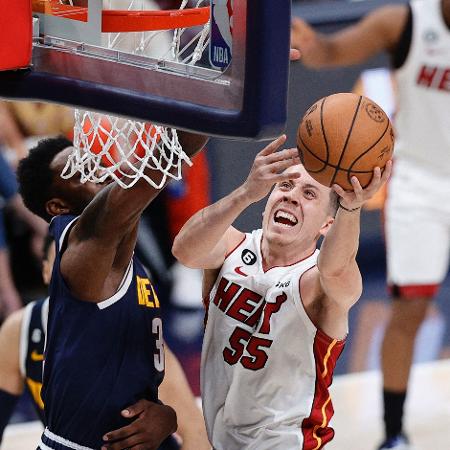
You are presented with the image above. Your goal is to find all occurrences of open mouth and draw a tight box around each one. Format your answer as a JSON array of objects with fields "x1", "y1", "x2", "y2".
[{"x1": 273, "y1": 210, "x2": 298, "y2": 228}]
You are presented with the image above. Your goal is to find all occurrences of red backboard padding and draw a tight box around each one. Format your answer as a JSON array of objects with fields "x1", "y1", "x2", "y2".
[{"x1": 0, "y1": 0, "x2": 32, "y2": 70}]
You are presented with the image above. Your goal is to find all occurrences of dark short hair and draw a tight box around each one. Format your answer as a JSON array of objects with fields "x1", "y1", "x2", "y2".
[{"x1": 17, "y1": 136, "x2": 72, "y2": 222}]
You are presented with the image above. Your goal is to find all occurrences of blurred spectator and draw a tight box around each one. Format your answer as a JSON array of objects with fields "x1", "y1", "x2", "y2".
[
  {"x1": 0, "y1": 100, "x2": 70, "y2": 318},
  {"x1": 291, "y1": 1, "x2": 450, "y2": 449},
  {"x1": 0, "y1": 150, "x2": 47, "y2": 319}
]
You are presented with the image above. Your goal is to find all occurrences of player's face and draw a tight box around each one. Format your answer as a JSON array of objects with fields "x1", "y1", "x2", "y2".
[
  {"x1": 262, "y1": 163, "x2": 333, "y2": 247},
  {"x1": 49, "y1": 147, "x2": 106, "y2": 216}
]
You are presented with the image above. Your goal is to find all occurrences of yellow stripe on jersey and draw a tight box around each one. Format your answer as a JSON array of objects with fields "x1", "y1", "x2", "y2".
[
  {"x1": 26, "y1": 377, "x2": 44, "y2": 410},
  {"x1": 312, "y1": 396, "x2": 332, "y2": 450},
  {"x1": 311, "y1": 338, "x2": 338, "y2": 449},
  {"x1": 321, "y1": 339, "x2": 337, "y2": 379}
]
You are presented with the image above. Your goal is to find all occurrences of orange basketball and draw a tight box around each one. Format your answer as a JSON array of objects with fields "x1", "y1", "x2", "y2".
[
  {"x1": 130, "y1": 123, "x2": 161, "y2": 161},
  {"x1": 84, "y1": 117, "x2": 120, "y2": 168},
  {"x1": 297, "y1": 93, "x2": 395, "y2": 190}
]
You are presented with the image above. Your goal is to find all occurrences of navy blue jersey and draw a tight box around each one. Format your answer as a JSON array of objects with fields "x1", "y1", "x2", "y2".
[
  {"x1": 42, "y1": 214, "x2": 165, "y2": 448},
  {"x1": 20, "y1": 298, "x2": 48, "y2": 424}
]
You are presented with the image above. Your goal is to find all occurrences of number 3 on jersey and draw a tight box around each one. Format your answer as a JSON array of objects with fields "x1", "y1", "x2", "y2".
[
  {"x1": 152, "y1": 318, "x2": 164, "y2": 372},
  {"x1": 223, "y1": 327, "x2": 272, "y2": 370}
]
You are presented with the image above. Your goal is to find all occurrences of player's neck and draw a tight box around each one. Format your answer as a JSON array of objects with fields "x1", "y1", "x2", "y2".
[{"x1": 260, "y1": 237, "x2": 316, "y2": 271}]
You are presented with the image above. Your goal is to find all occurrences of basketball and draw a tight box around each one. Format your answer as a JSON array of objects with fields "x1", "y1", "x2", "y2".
[{"x1": 297, "y1": 93, "x2": 394, "y2": 190}]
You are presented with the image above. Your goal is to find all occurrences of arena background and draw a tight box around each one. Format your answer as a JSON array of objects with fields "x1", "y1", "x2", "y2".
[{"x1": 3, "y1": 0, "x2": 450, "y2": 441}]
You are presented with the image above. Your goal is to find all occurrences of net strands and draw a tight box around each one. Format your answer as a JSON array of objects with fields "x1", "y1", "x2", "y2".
[
  {"x1": 62, "y1": 112, "x2": 192, "y2": 189},
  {"x1": 103, "y1": 0, "x2": 211, "y2": 66},
  {"x1": 32, "y1": 0, "x2": 210, "y2": 33},
  {"x1": 65, "y1": 0, "x2": 212, "y2": 189}
]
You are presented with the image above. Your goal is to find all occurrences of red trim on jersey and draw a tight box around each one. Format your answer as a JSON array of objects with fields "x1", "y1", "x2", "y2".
[
  {"x1": 388, "y1": 283, "x2": 439, "y2": 299},
  {"x1": 301, "y1": 330, "x2": 345, "y2": 450}
]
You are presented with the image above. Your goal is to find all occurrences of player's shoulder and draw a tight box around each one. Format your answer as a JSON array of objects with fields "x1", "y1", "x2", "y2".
[
  {"x1": 0, "y1": 308, "x2": 25, "y2": 340},
  {"x1": 49, "y1": 214, "x2": 79, "y2": 248},
  {"x1": 49, "y1": 213, "x2": 78, "y2": 235},
  {"x1": 222, "y1": 226, "x2": 247, "y2": 259}
]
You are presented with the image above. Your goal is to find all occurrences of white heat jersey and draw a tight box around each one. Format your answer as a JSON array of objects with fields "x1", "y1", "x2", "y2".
[
  {"x1": 394, "y1": 0, "x2": 450, "y2": 174},
  {"x1": 201, "y1": 229, "x2": 345, "y2": 450}
]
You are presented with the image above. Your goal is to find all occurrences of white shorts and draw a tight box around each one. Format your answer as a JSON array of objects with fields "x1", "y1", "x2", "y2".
[{"x1": 384, "y1": 158, "x2": 450, "y2": 297}]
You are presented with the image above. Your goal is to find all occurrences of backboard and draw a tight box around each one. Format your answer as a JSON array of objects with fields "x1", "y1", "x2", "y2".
[{"x1": 0, "y1": 0, "x2": 292, "y2": 140}]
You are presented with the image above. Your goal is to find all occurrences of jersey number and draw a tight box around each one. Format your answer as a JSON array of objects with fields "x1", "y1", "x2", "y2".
[
  {"x1": 223, "y1": 327, "x2": 272, "y2": 370},
  {"x1": 152, "y1": 318, "x2": 164, "y2": 372}
]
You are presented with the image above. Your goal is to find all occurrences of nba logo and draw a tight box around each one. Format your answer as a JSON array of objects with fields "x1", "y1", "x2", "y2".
[{"x1": 210, "y1": 0, "x2": 233, "y2": 69}]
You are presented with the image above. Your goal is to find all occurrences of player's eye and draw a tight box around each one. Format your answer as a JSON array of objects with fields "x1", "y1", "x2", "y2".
[
  {"x1": 305, "y1": 190, "x2": 316, "y2": 199},
  {"x1": 280, "y1": 181, "x2": 292, "y2": 189}
]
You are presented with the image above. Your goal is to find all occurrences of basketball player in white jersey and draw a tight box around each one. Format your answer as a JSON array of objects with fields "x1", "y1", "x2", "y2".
[
  {"x1": 292, "y1": 2, "x2": 450, "y2": 448},
  {"x1": 172, "y1": 135, "x2": 391, "y2": 450}
]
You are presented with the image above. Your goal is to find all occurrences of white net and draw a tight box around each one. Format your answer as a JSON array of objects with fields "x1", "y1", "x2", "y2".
[
  {"x1": 63, "y1": 0, "x2": 210, "y2": 188},
  {"x1": 103, "y1": 0, "x2": 211, "y2": 66},
  {"x1": 62, "y1": 111, "x2": 192, "y2": 189}
]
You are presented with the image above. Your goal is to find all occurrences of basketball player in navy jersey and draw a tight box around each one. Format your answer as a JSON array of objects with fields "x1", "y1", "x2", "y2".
[
  {"x1": 0, "y1": 236, "x2": 210, "y2": 450},
  {"x1": 173, "y1": 135, "x2": 391, "y2": 450},
  {"x1": 292, "y1": 2, "x2": 450, "y2": 448},
  {"x1": 16, "y1": 131, "x2": 208, "y2": 450}
]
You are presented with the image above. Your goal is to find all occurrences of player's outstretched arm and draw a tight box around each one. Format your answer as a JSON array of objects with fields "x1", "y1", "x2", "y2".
[
  {"x1": 159, "y1": 347, "x2": 210, "y2": 450},
  {"x1": 317, "y1": 161, "x2": 392, "y2": 309},
  {"x1": 61, "y1": 132, "x2": 208, "y2": 302},
  {"x1": 172, "y1": 135, "x2": 300, "y2": 269},
  {"x1": 0, "y1": 310, "x2": 24, "y2": 441},
  {"x1": 291, "y1": 5, "x2": 408, "y2": 68}
]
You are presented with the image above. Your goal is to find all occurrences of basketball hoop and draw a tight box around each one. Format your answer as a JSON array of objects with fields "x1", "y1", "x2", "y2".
[
  {"x1": 63, "y1": 0, "x2": 210, "y2": 189},
  {"x1": 62, "y1": 111, "x2": 192, "y2": 189}
]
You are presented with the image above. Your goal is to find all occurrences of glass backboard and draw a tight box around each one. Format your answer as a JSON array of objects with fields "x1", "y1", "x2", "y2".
[{"x1": 0, "y1": 1, "x2": 292, "y2": 139}]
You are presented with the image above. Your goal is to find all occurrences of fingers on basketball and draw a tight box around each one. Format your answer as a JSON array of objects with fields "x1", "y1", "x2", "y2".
[{"x1": 297, "y1": 93, "x2": 395, "y2": 191}]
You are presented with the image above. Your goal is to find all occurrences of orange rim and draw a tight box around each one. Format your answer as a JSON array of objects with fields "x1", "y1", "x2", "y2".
[
  {"x1": 32, "y1": 1, "x2": 210, "y2": 33},
  {"x1": 103, "y1": 8, "x2": 210, "y2": 33}
]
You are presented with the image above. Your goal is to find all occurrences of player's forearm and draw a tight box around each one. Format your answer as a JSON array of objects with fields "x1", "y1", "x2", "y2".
[
  {"x1": 173, "y1": 185, "x2": 251, "y2": 267},
  {"x1": 102, "y1": 132, "x2": 207, "y2": 235},
  {"x1": 302, "y1": 33, "x2": 376, "y2": 69},
  {"x1": 300, "y1": 35, "x2": 338, "y2": 69},
  {"x1": 318, "y1": 208, "x2": 360, "y2": 277},
  {"x1": 77, "y1": 140, "x2": 203, "y2": 244},
  {"x1": 177, "y1": 131, "x2": 209, "y2": 158}
]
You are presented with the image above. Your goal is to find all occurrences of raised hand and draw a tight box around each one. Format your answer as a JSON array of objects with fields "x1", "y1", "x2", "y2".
[
  {"x1": 101, "y1": 399, "x2": 177, "y2": 450},
  {"x1": 291, "y1": 17, "x2": 318, "y2": 54},
  {"x1": 242, "y1": 135, "x2": 301, "y2": 204},
  {"x1": 332, "y1": 160, "x2": 392, "y2": 211}
]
